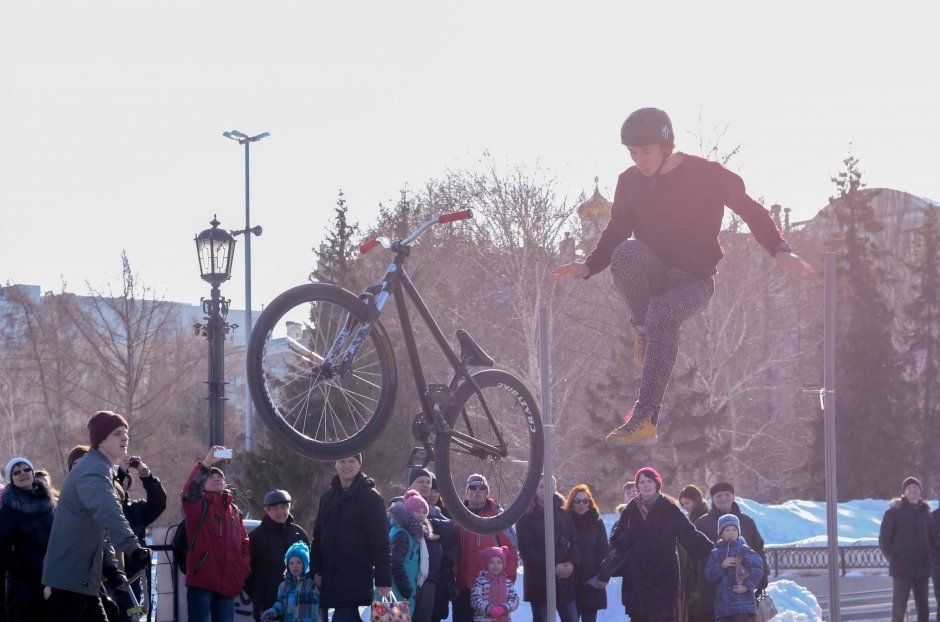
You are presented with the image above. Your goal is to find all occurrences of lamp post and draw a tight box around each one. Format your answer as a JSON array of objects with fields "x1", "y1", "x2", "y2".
[
  {"x1": 194, "y1": 217, "x2": 237, "y2": 448},
  {"x1": 223, "y1": 129, "x2": 268, "y2": 453}
]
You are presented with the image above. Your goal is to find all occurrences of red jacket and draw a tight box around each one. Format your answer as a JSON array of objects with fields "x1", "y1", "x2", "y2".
[
  {"x1": 181, "y1": 463, "x2": 251, "y2": 597},
  {"x1": 453, "y1": 498, "x2": 518, "y2": 591}
]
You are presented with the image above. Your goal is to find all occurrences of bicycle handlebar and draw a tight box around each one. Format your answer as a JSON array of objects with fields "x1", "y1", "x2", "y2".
[
  {"x1": 438, "y1": 209, "x2": 473, "y2": 224},
  {"x1": 359, "y1": 209, "x2": 474, "y2": 254}
]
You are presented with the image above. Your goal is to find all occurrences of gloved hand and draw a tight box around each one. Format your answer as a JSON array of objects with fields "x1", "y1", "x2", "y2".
[
  {"x1": 103, "y1": 565, "x2": 128, "y2": 589},
  {"x1": 490, "y1": 605, "x2": 505, "y2": 618},
  {"x1": 132, "y1": 547, "x2": 152, "y2": 567}
]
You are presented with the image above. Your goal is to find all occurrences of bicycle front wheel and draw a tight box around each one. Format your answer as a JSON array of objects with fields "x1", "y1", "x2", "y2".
[
  {"x1": 435, "y1": 369, "x2": 543, "y2": 534},
  {"x1": 246, "y1": 283, "x2": 398, "y2": 460}
]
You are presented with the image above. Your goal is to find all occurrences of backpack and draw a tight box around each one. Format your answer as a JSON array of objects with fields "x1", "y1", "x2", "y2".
[{"x1": 171, "y1": 500, "x2": 209, "y2": 575}]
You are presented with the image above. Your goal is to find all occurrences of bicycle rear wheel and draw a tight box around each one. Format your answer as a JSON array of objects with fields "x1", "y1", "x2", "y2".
[
  {"x1": 246, "y1": 283, "x2": 398, "y2": 460},
  {"x1": 434, "y1": 369, "x2": 543, "y2": 534}
]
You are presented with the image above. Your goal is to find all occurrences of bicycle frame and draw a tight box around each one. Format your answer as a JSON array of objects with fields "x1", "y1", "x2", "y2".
[{"x1": 353, "y1": 213, "x2": 509, "y2": 459}]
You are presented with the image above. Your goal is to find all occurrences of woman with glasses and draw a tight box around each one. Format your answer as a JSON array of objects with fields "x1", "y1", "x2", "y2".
[
  {"x1": 0, "y1": 457, "x2": 56, "y2": 622},
  {"x1": 563, "y1": 485, "x2": 608, "y2": 622}
]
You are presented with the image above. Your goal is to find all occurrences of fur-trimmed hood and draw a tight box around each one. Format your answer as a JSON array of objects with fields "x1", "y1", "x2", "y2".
[
  {"x1": 1, "y1": 480, "x2": 56, "y2": 514},
  {"x1": 889, "y1": 496, "x2": 931, "y2": 512},
  {"x1": 389, "y1": 498, "x2": 432, "y2": 540}
]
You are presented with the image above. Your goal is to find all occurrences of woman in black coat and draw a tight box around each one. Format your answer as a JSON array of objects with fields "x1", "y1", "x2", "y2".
[
  {"x1": 0, "y1": 457, "x2": 55, "y2": 622},
  {"x1": 563, "y1": 485, "x2": 608, "y2": 622},
  {"x1": 516, "y1": 476, "x2": 581, "y2": 622},
  {"x1": 598, "y1": 468, "x2": 712, "y2": 622}
]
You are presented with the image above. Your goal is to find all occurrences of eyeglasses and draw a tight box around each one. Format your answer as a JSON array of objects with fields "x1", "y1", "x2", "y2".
[
  {"x1": 12, "y1": 467, "x2": 32, "y2": 476},
  {"x1": 468, "y1": 485, "x2": 488, "y2": 491},
  {"x1": 573, "y1": 498, "x2": 590, "y2": 505}
]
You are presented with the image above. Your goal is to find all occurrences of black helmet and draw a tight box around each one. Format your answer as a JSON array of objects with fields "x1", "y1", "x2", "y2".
[{"x1": 620, "y1": 108, "x2": 673, "y2": 147}]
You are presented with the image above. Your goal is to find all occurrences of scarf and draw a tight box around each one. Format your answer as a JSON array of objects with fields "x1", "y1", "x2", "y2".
[
  {"x1": 417, "y1": 538, "x2": 429, "y2": 587},
  {"x1": 637, "y1": 492, "x2": 660, "y2": 521},
  {"x1": 484, "y1": 571, "x2": 509, "y2": 622}
]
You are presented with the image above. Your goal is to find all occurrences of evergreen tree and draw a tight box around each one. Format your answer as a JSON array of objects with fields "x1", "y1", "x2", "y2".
[
  {"x1": 822, "y1": 155, "x2": 907, "y2": 499},
  {"x1": 901, "y1": 204, "x2": 940, "y2": 479},
  {"x1": 311, "y1": 190, "x2": 361, "y2": 289}
]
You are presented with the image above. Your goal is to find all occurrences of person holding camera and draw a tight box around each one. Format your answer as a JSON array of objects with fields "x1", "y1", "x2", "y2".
[
  {"x1": 42, "y1": 411, "x2": 152, "y2": 622},
  {"x1": 181, "y1": 446, "x2": 250, "y2": 622},
  {"x1": 111, "y1": 454, "x2": 167, "y2": 622}
]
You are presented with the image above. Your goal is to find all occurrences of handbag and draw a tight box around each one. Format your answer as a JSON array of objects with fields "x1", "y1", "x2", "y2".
[
  {"x1": 754, "y1": 591, "x2": 778, "y2": 622},
  {"x1": 371, "y1": 593, "x2": 411, "y2": 622}
]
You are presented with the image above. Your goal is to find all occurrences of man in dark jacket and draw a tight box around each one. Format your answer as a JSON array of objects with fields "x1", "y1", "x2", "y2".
[
  {"x1": 516, "y1": 475, "x2": 581, "y2": 622},
  {"x1": 246, "y1": 489, "x2": 309, "y2": 621},
  {"x1": 879, "y1": 476, "x2": 936, "y2": 622},
  {"x1": 182, "y1": 446, "x2": 251, "y2": 622},
  {"x1": 311, "y1": 455, "x2": 391, "y2": 622},
  {"x1": 694, "y1": 481, "x2": 767, "y2": 622}
]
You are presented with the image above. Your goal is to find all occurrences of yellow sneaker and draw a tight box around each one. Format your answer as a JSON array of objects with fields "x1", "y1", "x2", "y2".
[
  {"x1": 606, "y1": 410, "x2": 658, "y2": 445},
  {"x1": 633, "y1": 327, "x2": 647, "y2": 367}
]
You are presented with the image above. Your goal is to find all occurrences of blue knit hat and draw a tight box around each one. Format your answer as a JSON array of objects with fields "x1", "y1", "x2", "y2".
[
  {"x1": 284, "y1": 541, "x2": 310, "y2": 575},
  {"x1": 718, "y1": 513, "x2": 740, "y2": 536}
]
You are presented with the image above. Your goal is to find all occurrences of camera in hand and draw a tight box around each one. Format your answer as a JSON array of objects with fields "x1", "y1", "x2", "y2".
[
  {"x1": 213, "y1": 447, "x2": 233, "y2": 459},
  {"x1": 128, "y1": 457, "x2": 141, "y2": 468}
]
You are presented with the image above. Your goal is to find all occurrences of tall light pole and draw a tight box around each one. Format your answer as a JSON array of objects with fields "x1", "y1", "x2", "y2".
[
  {"x1": 194, "y1": 217, "x2": 236, "y2": 448},
  {"x1": 223, "y1": 129, "x2": 268, "y2": 453}
]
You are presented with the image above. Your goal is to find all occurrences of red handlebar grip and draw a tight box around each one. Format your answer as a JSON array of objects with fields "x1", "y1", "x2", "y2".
[
  {"x1": 360, "y1": 238, "x2": 379, "y2": 254},
  {"x1": 438, "y1": 209, "x2": 473, "y2": 224}
]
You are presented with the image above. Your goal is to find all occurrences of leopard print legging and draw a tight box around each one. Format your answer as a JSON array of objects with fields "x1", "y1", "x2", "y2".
[{"x1": 610, "y1": 239, "x2": 714, "y2": 416}]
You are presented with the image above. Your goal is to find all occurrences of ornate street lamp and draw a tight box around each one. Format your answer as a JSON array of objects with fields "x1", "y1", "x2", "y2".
[{"x1": 194, "y1": 217, "x2": 237, "y2": 447}]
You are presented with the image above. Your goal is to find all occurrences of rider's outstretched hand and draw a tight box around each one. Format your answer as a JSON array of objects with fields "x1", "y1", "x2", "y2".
[
  {"x1": 552, "y1": 261, "x2": 589, "y2": 279},
  {"x1": 775, "y1": 252, "x2": 815, "y2": 276}
]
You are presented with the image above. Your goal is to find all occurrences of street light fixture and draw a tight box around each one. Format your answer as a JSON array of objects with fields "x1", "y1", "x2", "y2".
[
  {"x1": 194, "y1": 217, "x2": 237, "y2": 448},
  {"x1": 223, "y1": 129, "x2": 269, "y2": 453}
]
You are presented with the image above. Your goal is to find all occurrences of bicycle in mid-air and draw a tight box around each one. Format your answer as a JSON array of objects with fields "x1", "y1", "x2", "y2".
[{"x1": 246, "y1": 209, "x2": 543, "y2": 533}]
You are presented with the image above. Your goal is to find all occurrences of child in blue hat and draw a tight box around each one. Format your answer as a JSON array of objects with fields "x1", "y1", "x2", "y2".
[
  {"x1": 261, "y1": 542, "x2": 319, "y2": 622},
  {"x1": 704, "y1": 514, "x2": 764, "y2": 621}
]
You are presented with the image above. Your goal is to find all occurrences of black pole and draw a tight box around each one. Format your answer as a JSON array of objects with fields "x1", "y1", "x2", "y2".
[{"x1": 204, "y1": 284, "x2": 230, "y2": 447}]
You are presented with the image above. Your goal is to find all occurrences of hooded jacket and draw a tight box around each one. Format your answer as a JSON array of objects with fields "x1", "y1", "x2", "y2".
[
  {"x1": 181, "y1": 462, "x2": 251, "y2": 598},
  {"x1": 879, "y1": 496, "x2": 935, "y2": 579},
  {"x1": 704, "y1": 536, "x2": 763, "y2": 617},
  {"x1": 42, "y1": 449, "x2": 141, "y2": 597},
  {"x1": 516, "y1": 492, "x2": 581, "y2": 605},
  {"x1": 310, "y1": 471, "x2": 392, "y2": 608},
  {"x1": 388, "y1": 498, "x2": 431, "y2": 609}
]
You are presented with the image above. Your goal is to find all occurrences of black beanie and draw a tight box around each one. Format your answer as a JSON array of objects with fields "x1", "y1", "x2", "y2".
[
  {"x1": 902, "y1": 476, "x2": 922, "y2": 492},
  {"x1": 408, "y1": 466, "x2": 432, "y2": 486},
  {"x1": 709, "y1": 482, "x2": 735, "y2": 497}
]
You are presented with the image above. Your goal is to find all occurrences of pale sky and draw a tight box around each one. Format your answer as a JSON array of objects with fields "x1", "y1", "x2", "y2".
[{"x1": 2, "y1": 1, "x2": 938, "y2": 312}]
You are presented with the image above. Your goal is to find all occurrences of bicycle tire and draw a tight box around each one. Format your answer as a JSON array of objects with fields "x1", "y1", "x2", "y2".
[
  {"x1": 434, "y1": 369, "x2": 543, "y2": 534},
  {"x1": 246, "y1": 283, "x2": 398, "y2": 460}
]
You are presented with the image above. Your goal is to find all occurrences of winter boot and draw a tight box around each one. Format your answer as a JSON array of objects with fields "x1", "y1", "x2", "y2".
[{"x1": 606, "y1": 404, "x2": 658, "y2": 445}]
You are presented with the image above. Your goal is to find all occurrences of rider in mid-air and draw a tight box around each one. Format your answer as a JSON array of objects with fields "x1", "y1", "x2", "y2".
[{"x1": 554, "y1": 107, "x2": 813, "y2": 444}]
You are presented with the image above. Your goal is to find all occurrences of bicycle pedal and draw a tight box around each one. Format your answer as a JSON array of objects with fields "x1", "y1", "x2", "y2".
[
  {"x1": 408, "y1": 445, "x2": 434, "y2": 467},
  {"x1": 426, "y1": 384, "x2": 456, "y2": 408}
]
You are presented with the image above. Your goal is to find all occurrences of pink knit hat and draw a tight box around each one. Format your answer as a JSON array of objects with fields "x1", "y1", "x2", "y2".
[{"x1": 403, "y1": 489, "x2": 429, "y2": 513}]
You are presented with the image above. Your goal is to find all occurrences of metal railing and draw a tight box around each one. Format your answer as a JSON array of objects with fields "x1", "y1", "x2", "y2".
[{"x1": 766, "y1": 544, "x2": 887, "y2": 576}]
